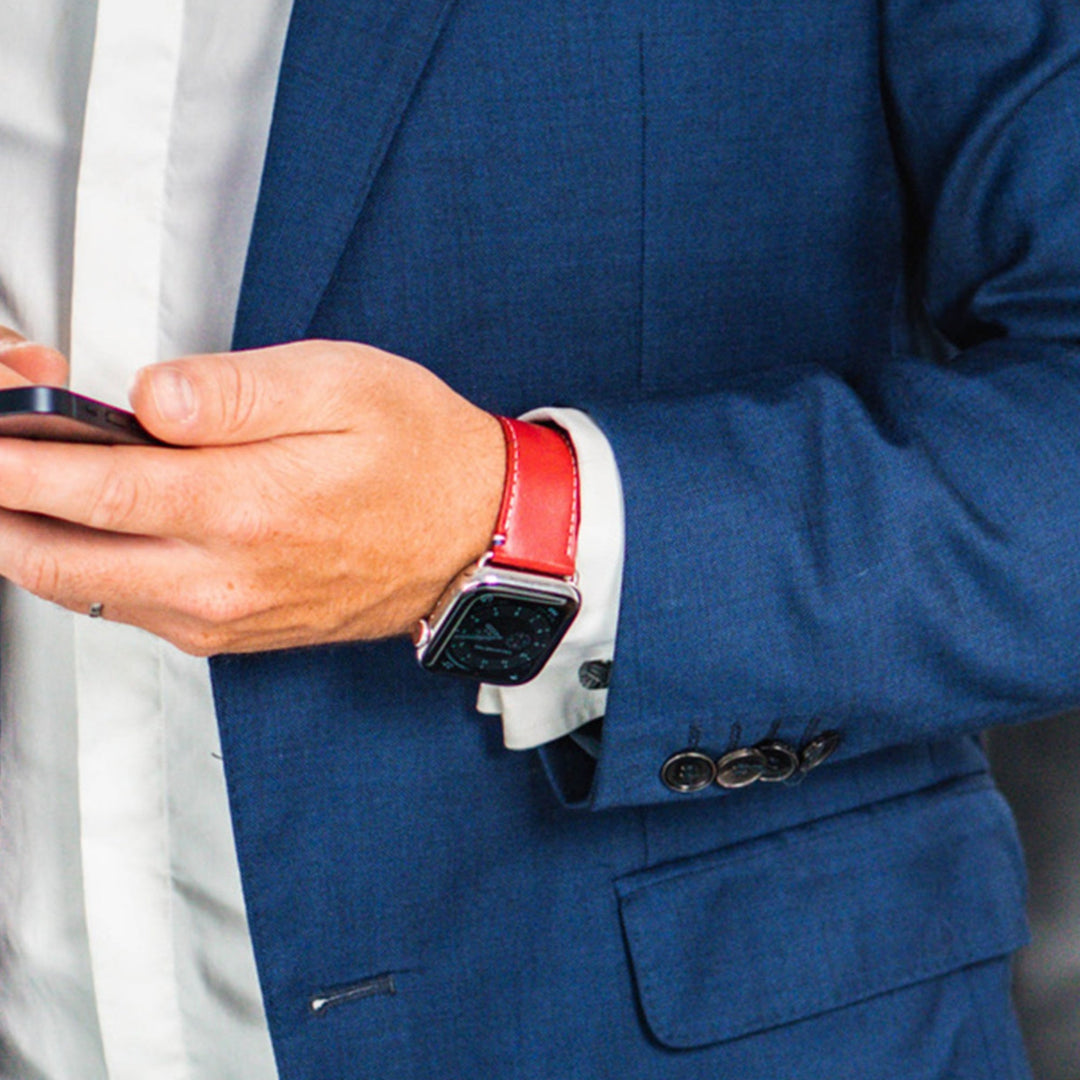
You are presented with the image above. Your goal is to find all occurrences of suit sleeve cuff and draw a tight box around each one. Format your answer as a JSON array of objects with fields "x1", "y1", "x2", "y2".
[{"x1": 475, "y1": 407, "x2": 624, "y2": 750}]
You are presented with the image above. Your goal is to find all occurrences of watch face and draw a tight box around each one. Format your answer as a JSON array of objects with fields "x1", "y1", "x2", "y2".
[{"x1": 423, "y1": 583, "x2": 579, "y2": 684}]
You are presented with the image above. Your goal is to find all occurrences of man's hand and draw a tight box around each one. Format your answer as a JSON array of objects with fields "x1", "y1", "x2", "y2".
[{"x1": 0, "y1": 338, "x2": 506, "y2": 655}]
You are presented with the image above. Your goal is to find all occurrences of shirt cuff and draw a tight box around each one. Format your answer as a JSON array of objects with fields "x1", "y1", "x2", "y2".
[{"x1": 475, "y1": 407, "x2": 624, "y2": 750}]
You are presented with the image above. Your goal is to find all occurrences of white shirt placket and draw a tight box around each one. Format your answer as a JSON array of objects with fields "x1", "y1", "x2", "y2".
[{"x1": 71, "y1": 3, "x2": 190, "y2": 1076}]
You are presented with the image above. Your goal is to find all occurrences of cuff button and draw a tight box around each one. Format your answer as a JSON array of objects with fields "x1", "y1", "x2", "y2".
[
  {"x1": 799, "y1": 730, "x2": 843, "y2": 774},
  {"x1": 578, "y1": 660, "x2": 612, "y2": 690},
  {"x1": 660, "y1": 750, "x2": 717, "y2": 793},
  {"x1": 755, "y1": 741, "x2": 800, "y2": 782},
  {"x1": 714, "y1": 747, "x2": 767, "y2": 789}
]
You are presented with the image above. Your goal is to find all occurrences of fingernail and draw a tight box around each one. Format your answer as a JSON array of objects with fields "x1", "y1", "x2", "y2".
[{"x1": 151, "y1": 368, "x2": 197, "y2": 423}]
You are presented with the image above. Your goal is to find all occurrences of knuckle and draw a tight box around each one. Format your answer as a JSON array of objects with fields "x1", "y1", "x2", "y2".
[
  {"x1": 17, "y1": 545, "x2": 64, "y2": 601},
  {"x1": 214, "y1": 469, "x2": 290, "y2": 546},
  {"x1": 217, "y1": 500, "x2": 275, "y2": 546},
  {"x1": 183, "y1": 581, "x2": 250, "y2": 628},
  {"x1": 218, "y1": 358, "x2": 261, "y2": 437},
  {"x1": 89, "y1": 468, "x2": 144, "y2": 530}
]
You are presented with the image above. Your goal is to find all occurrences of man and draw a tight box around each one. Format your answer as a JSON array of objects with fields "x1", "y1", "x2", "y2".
[{"x1": 1, "y1": 0, "x2": 1077, "y2": 1076}]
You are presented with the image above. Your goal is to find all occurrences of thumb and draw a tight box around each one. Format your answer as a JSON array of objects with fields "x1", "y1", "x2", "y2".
[
  {"x1": 0, "y1": 326, "x2": 70, "y2": 387},
  {"x1": 129, "y1": 343, "x2": 353, "y2": 445}
]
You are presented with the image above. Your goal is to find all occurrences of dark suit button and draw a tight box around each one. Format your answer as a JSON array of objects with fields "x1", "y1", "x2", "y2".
[
  {"x1": 714, "y1": 747, "x2": 767, "y2": 789},
  {"x1": 756, "y1": 740, "x2": 800, "y2": 782},
  {"x1": 660, "y1": 750, "x2": 716, "y2": 793},
  {"x1": 800, "y1": 730, "x2": 842, "y2": 773}
]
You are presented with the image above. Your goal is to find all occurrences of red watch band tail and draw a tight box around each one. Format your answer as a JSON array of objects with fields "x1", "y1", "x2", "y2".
[{"x1": 490, "y1": 417, "x2": 579, "y2": 579}]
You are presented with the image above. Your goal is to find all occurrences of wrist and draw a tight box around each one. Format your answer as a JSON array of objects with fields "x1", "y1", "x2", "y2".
[{"x1": 413, "y1": 416, "x2": 581, "y2": 684}]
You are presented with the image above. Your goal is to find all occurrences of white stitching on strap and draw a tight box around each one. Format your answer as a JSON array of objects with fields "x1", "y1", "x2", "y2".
[
  {"x1": 564, "y1": 431, "x2": 579, "y2": 562},
  {"x1": 502, "y1": 418, "x2": 522, "y2": 539}
]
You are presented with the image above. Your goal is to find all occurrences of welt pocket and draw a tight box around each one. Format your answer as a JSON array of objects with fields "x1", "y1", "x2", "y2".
[{"x1": 614, "y1": 781, "x2": 1028, "y2": 1049}]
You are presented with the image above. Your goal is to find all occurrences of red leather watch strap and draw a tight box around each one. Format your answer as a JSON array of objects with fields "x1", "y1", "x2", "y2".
[{"x1": 490, "y1": 417, "x2": 579, "y2": 578}]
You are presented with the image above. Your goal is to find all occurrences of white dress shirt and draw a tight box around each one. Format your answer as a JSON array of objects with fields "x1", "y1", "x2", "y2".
[
  {"x1": 0, "y1": 2, "x2": 623, "y2": 1077},
  {"x1": 0, "y1": 4, "x2": 291, "y2": 1076}
]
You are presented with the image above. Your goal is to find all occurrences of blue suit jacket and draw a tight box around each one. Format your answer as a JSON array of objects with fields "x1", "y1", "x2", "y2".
[{"x1": 208, "y1": 0, "x2": 1080, "y2": 1075}]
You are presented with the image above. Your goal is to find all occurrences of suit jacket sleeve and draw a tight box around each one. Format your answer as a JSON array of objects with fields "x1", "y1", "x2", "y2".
[{"x1": 545, "y1": 0, "x2": 1080, "y2": 809}]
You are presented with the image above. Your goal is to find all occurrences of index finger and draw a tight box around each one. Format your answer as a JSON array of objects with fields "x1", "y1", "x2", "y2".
[{"x1": 0, "y1": 437, "x2": 226, "y2": 540}]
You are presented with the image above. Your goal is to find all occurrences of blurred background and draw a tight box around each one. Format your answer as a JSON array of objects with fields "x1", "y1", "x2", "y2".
[{"x1": 989, "y1": 713, "x2": 1080, "y2": 1080}]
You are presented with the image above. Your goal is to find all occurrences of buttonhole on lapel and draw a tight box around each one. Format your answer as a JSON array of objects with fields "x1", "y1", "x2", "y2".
[{"x1": 309, "y1": 972, "x2": 397, "y2": 1017}]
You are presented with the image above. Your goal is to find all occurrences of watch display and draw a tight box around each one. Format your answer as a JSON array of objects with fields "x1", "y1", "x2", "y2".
[{"x1": 416, "y1": 568, "x2": 580, "y2": 685}]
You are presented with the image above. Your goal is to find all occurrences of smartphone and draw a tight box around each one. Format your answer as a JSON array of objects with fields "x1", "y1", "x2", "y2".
[{"x1": 0, "y1": 386, "x2": 160, "y2": 445}]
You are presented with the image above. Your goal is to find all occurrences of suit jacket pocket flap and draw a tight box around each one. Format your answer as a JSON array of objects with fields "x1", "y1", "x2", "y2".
[{"x1": 615, "y1": 782, "x2": 1028, "y2": 1049}]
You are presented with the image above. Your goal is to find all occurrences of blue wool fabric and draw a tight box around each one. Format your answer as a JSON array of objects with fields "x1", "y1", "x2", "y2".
[{"x1": 211, "y1": 0, "x2": 1080, "y2": 1075}]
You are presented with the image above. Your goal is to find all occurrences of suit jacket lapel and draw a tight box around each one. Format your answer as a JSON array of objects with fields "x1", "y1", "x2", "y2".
[{"x1": 233, "y1": 0, "x2": 459, "y2": 350}]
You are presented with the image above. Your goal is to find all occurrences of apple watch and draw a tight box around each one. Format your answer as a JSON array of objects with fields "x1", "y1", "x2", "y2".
[{"x1": 413, "y1": 416, "x2": 581, "y2": 685}]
